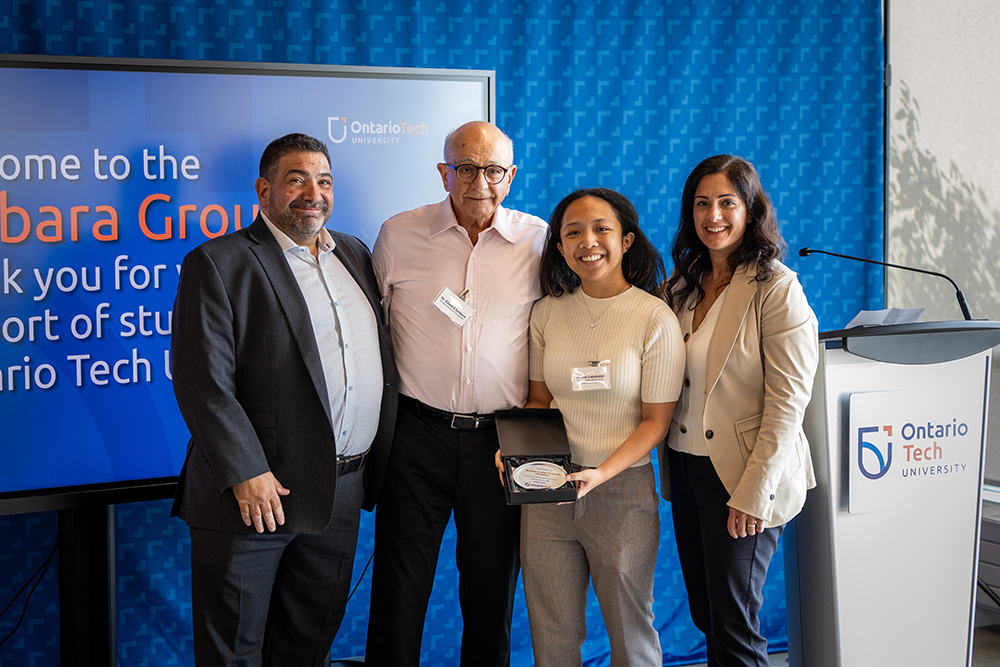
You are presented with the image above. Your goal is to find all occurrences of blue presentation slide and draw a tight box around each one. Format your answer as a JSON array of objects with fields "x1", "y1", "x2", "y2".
[{"x1": 0, "y1": 60, "x2": 488, "y2": 495}]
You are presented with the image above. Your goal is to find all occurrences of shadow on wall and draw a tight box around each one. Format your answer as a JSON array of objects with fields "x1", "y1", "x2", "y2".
[
  {"x1": 890, "y1": 82, "x2": 1000, "y2": 486},
  {"x1": 888, "y1": 81, "x2": 1000, "y2": 320}
]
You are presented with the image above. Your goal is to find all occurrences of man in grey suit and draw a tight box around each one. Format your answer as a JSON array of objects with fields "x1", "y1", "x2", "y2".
[{"x1": 170, "y1": 133, "x2": 396, "y2": 666}]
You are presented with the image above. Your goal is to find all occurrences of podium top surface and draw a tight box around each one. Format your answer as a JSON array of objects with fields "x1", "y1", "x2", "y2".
[{"x1": 820, "y1": 320, "x2": 1000, "y2": 364}]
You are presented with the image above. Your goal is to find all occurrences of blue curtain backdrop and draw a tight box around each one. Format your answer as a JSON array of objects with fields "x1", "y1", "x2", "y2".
[{"x1": 0, "y1": 1, "x2": 884, "y2": 665}]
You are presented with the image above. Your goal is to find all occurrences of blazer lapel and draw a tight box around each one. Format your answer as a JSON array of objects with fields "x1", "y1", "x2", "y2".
[
  {"x1": 247, "y1": 216, "x2": 334, "y2": 428},
  {"x1": 332, "y1": 241, "x2": 381, "y2": 320},
  {"x1": 705, "y1": 266, "x2": 757, "y2": 395}
]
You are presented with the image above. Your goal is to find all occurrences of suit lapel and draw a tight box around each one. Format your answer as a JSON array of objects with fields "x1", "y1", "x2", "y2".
[
  {"x1": 705, "y1": 266, "x2": 757, "y2": 395},
  {"x1": 331, "y1": 239, "x2": 381, "y2": 320},
  {"x1": 247, "y1": 216, "x2": 334, "y2": 428}
]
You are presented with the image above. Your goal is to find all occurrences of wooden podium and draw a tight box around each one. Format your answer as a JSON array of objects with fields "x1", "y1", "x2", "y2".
[{"x1": 785, "y1": 321, "x2": 1000, "y2": 666}]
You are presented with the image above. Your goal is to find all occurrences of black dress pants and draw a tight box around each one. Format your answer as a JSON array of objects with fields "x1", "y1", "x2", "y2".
[
  {"x1": 669, "y1": 447, "x2": 782, "y2": 667},
  {"x1": 365, "y1": 399, "x2": 521, "y2": 667}
]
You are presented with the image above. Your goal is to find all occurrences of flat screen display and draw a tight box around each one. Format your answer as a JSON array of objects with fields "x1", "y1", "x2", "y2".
[{"x1": 0, "y1": 55, "x2": 492, "y2": 512}]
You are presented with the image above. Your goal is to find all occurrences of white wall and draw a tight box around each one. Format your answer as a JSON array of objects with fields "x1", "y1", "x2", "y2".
[
  {"x1": 887, "y1": 0, "x2": 1000, "y2": 622},
  {"x1": 887, "y1": 0, "x2": 1000, "y2": 321}
]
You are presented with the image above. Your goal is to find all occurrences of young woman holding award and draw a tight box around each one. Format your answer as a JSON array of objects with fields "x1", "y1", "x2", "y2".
[{"x1": 509, "y1": 187, "x2": 684, "y2": 665}]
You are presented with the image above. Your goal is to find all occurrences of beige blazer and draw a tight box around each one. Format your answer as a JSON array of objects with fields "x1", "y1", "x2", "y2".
[{"x1": 660, "y1": 261, "x2": 819, "y2": 526}]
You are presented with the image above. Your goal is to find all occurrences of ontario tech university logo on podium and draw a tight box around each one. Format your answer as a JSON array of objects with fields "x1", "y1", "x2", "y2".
[
  {"x1": 848, "y1": 390, "x2": 977, "y2": 514},
  {"x1": 857, "y1": 425, "x2": 892, "y2": 480}
]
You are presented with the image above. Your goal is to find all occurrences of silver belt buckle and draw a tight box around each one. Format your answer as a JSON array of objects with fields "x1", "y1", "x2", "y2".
[{"x1": 450, "y1": 413, "x2": 478, "y2": 430}]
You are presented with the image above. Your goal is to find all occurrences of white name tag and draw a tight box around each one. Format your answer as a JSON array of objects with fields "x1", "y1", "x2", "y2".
[
  {"x1": 433, "y1": 286, "x2": 474, "y2": 327},
  {"x1": 571, "y1": 361, "x2": 611, "y2": 391}
]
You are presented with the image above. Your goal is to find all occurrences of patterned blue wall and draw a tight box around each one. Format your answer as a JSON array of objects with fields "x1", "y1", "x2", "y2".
[
  {"x1": 0, "y1": 512, "x2": 58, "y2": 664},
  {"x1": 0, "y1": 0, "x2": 884, "y2": 665}
]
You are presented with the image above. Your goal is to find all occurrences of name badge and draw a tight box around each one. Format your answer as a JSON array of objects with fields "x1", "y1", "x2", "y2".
[
  {"x1": 571, "y1": 360, "x2": 611, "y2": 391},
  {"x1": 433, "y1": 286, "x2": 474, "y2": 327}
]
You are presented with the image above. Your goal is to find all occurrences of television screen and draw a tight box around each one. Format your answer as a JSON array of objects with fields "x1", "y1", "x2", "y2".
[{"x1": 0, "y1": 55, "x2": 492, "y2": 513}]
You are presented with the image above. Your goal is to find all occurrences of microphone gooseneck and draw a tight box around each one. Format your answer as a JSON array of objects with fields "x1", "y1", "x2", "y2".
[{"x1": 798, "y1": 247, "x2": 973, "y2": 321}]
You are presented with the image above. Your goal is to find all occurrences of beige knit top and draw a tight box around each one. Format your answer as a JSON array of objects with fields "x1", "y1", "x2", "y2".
[{"x1": 529, "y1": 286, "x2": 685, "y2": 468}]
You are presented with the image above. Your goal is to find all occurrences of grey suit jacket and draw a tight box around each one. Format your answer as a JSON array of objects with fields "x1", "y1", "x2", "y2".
[
  {"x1": 170, "y1": 215, "x2": 397, "y2": 533},
  {"x1": 661, "y1": 261, "x2": 818, "y2": 526}
]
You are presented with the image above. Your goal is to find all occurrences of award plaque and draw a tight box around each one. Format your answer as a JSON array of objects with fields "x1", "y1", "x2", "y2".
[
  {"x1": 511, "y1": 460, "x2": 568, "y2": 490},
  {"x1": 495, "y1": 408, "x2": 577, "y2": 504}
]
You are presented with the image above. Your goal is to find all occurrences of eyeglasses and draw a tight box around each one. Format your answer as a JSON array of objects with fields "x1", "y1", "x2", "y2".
[{"x1": 445, "y1": 163, "x2": 511, "y2": 185}]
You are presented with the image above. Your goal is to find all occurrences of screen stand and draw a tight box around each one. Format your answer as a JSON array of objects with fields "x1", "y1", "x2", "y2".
[{"x1": 58, "y1": 505, "x2": 116, "y2": 665}]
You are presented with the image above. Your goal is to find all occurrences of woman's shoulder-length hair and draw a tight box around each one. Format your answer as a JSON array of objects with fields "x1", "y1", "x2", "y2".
[{"x1": 540, "y1": 187, "x2": 666, "y2": 297}]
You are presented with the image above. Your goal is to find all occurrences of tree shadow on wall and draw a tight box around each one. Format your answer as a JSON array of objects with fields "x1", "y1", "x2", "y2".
[
  {"x1": 889, "y1": 82, "x2": 1000, "y2": 321},
  {"x1": 891, "y1": 83, "x2": 1000, "y2": 485}
]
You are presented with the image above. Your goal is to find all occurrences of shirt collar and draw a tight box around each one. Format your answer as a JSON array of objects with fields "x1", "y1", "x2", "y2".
[
  {"x1": 429, "y1": 197, "x2": 515, "y2": 244},
  {"x1": 261, "y1": 212, "x2": 336, "y2": 255}
]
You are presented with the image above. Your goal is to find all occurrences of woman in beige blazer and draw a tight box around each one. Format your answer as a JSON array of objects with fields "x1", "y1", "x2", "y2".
[{"x1": 661, "y1": 155, "x2": 818, "y2": 667}]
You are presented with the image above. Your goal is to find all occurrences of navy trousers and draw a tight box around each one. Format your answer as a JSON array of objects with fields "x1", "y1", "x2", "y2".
[{"x1": 669, "y1": 448, "x2": 782, "y2": 667}]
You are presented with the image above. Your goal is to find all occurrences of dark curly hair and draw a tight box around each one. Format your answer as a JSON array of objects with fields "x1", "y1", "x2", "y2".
[
  {"x1": 539, "y1": 187, "x2": 665, "y2": 297},
  {"x1": 663, "y1": 155, "x2": 786, "y2": 310}
]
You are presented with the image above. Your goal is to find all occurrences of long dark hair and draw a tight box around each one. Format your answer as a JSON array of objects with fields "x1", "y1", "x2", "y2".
[
  {"x1": 664, "y1": 155, "x2": 786, "y2": 310},
  {"x1": 539, "y1": 187, "x2": 665, "y2": 297}
]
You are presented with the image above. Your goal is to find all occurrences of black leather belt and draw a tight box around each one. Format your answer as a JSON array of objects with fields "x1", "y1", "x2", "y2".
[
  {"x1": 336, "y1": 452, "x2": 367, "y2": 476},
  {"x1": 400, "y1": 395, "x2": 495, "y2": 431}
]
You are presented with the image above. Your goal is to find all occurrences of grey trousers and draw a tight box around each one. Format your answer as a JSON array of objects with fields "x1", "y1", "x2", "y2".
[{"x1": 520, "y1": 464, "x2": 662, "y2": 666}]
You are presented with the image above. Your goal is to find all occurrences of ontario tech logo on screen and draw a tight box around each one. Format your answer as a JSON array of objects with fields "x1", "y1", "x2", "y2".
[
  {"x1": 329, "y1": 116, "x2": 349, "y2": 144},
  {"x1": 328, "y1": 116, "x2": 429, "y2": 145},
  {"x1": 857, "y1": 424, "x2": 892, "y2": 480}
]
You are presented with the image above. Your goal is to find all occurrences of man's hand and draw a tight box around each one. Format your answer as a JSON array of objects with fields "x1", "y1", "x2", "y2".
[{"x1": 232, "y1": 471, "x2": 290, "y2": 533}]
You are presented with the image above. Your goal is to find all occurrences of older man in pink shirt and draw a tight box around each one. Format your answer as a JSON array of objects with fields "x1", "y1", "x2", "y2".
[{"x1": 365, "y1": 121, "x2": 547, "y2": 667}]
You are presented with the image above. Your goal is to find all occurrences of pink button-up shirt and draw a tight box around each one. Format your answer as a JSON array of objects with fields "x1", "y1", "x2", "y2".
[{"x1": 373, "y1": 198, "x2": 547, "y2": 414}]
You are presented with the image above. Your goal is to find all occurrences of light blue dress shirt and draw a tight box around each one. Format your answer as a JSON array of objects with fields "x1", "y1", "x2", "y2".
[{"x1": 263, "y1": 215, "x2": 382, "y2": 457}]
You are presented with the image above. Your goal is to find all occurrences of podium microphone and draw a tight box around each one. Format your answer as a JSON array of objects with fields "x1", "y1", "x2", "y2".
[{"x1": 798, "y1": 247, "x2": 973, "y2": 321}]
